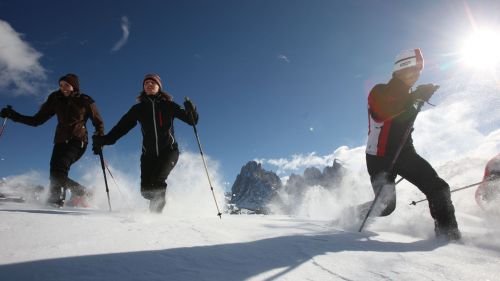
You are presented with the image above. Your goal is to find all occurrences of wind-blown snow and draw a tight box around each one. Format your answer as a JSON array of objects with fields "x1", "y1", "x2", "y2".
[{"x1": 75, "y1": 150, "x2": 226, "y2": 217}]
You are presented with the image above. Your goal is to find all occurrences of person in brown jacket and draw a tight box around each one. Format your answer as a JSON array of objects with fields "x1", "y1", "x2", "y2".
[{"x1": 0, "y1": 74, "x2": 105, "y2": 207}]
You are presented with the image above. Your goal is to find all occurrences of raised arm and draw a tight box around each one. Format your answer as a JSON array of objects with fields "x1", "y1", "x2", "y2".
[
  {"x1": 3, "y1": 96, "x2": 56, "y2": 126},
  {"x1": 173, "y1": 99, "x2": 198, "y2": 126},
  {"x1": 104, "y1": 105, "x2": 139, "y2": 145}
]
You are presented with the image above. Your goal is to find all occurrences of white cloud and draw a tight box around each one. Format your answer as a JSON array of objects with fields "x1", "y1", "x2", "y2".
[
  {"x1": 277, "y1": 54, "x2": 290, "y2": 63},
  {"x1": 0, "y1": 19, "x2": 46, "y2": 96},
  {"x1": 111, "y1": 16, "x2": 130, "y2": 52},
  {"x1": 261, "y1": 152, "x2": 336, "y2": 175},
  {"x1": 258, "y1": 145, "x2": 368, "y2": 176}
]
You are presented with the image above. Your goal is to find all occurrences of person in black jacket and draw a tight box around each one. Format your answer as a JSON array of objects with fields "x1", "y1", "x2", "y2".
[
  {"x1": 365, "y1": 49, "x2": 460, "y2": 240},
  {"x1": 92, "y1": 74, "x2": 198, "y2": 213},
  {"x1": 1, "y1": 74, "x2": 105, "y2": 207}
]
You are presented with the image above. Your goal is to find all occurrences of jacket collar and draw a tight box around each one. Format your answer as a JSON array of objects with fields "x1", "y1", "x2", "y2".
[
  {"x1": 388, "y1": 77, "x2": 411, "y2": 94},
  {"x1": 143, "y1": 92, "x2": 163, "y2": 102},
  {"x1": 56, "y1": 90, "x2": 81, "y2": 98}
]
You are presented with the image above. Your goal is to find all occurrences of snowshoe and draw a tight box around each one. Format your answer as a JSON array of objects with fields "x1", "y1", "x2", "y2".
[{"x1": 67, "y1": 194, "x2": 93, "y2": 208}]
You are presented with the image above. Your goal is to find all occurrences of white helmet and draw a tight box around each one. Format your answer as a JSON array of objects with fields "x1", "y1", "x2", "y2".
[{"x1": 393, "y1": 48, "x2": 424, "y2": 72}]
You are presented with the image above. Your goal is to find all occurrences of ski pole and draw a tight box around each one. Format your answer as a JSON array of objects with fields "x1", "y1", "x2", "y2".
[
  {"x1": 409, "y1": 176, "x2": 499, "y2": 206},
  {"x1": 103, "y1": 159, "x2": 133, "y2": 209},
  {"x1": 103, "y1": 159, "x2": 123, "y2": 196},
  {"x1": 359, "y1": 100, "x2": 426, "y2": 232},
  {"x1": 185, "y1": 97, "x2": 222, "y2": 219},
  {"x1": 0, "y1": 106, "x2": 12, "y2": 141},
  {"x1": 98, "y1": 151, "x2": 112, "y2": 212},
  {"x1": 0, "y1": 118, "x2": 7, "y2": 140}
]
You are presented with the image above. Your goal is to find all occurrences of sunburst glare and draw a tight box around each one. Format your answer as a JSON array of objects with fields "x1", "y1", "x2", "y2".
[{"x1": 460, "y1": 29, "x2": 500, "y2": 70}]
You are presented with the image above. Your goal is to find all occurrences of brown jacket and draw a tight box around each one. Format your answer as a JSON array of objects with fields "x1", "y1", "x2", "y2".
[{"x1": 12, "y1": 90, "x2": 105, "y2": 144}]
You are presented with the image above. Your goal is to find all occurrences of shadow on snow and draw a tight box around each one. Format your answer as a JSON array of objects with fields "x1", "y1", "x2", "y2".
[
  {"x1": 0, "y1": 231, "x2": 446, "y2": 281},
  {"x1": 0, "y1": 208, "x2": 104, "y2": 216}
]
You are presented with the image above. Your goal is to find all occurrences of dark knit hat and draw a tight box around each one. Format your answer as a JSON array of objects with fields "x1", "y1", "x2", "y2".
[
  {"x1": 59, "y1": 73, "x2": 80, "y2": 91},
  {"x1": 143, "y1": 73, "x2": 162, "y2": 89}
]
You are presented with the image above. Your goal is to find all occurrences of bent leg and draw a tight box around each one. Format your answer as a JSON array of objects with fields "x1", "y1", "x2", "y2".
[
  {"x1": 48, "y1": 141, "x2": 87, "y2": 206},
  {"x1": 366, "y1": 154, "x2": 397, "y2": 217},
  {"x1": 66, "y1": 177, "x2": 88, "y2": 197},
  {"x1": 141, "y1": 149, "x2": 179, "y2": 213},
  {"x1": 395, "y1": 148, "x2": 460, "y2": 239}
]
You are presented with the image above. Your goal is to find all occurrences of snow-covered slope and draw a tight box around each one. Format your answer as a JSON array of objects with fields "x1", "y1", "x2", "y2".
[
  {"x1": 1, "y1": 200, "x2": 499, "y2": 281},
  {"x1": 1, "y1": 69, "x2": 499, "y2": 281}
]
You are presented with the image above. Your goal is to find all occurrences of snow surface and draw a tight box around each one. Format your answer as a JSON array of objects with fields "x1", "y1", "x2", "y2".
[
  {"x1": 1, "y1": 199, "x2": 500, "y2": 281},
  {"x1": 1, "y1": 67, "x2": 500, "y2": 281}
]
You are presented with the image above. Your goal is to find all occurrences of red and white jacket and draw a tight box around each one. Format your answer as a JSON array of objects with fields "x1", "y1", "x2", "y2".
[
  {"x1": 482, "y1": 154, "x2": 500, "y2": 178},
  {"x1": 475, "y1": 154, "x2": 500, "y2": 208},
  {"x1": 366, "y1": 77, "x2": 417, "y2": 158}
]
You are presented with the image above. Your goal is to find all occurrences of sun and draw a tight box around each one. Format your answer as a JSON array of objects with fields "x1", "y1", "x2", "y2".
[{"x1": 460, "y1": 29, "x2": 500, "y2": 69}]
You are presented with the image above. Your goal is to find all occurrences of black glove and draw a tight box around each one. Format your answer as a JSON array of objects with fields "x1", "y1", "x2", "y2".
[
  {"x1": 184, "y1": 99, "x2": 196, "y2": 113},
  {"x1": 0, "y1": 106, "x2": 14, "y2": 119},
  {"x1": 92, "y1": 135, "x2": 106, "y2": 155},
  {"x1": 413, "y1": 84, "x2": 439, "y2": 102},
  {"x1": 183, "y1": 99, "x2": 198, "y2": 124}
]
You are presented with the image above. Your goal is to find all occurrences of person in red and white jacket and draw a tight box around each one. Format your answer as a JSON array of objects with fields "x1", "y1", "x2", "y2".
[
  {"x1": 365, "y1": 49, "x2": 460, "y2": 240},
  {"x1": 475, "y1": 154, "x2": 500, "y2": 210}
]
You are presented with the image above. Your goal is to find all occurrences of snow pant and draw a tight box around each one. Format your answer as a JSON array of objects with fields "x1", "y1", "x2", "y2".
[
  {"x1": 366, "y1": 145, "x2": 459, "y2": 233},
  {"x1": 140, "y1": 148, "x2": 179, "y2": 213},
  {"x1": 48, "y1": 139, "x2": 87, "y2": 204}
]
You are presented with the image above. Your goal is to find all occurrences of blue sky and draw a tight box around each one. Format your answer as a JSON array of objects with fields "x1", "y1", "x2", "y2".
[{"x1": 1, "y1": 0, "x2": 499, "y2": 189}]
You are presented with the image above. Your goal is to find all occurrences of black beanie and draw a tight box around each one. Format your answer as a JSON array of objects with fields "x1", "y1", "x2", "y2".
[{"x1": 59, "y1": 73, "x2": 80, "y2": 91}]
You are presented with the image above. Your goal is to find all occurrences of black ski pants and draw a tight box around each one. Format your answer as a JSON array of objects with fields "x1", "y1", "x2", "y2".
[
  {"x1": 140, "y1": 148, "x2": 179, "y2": 208},
  {"x1": 49, "y1": 139, "x2": 87, "y2": 201},
  {"x1": 366, "y1": 145, "x2": 458, "y2": 230}
]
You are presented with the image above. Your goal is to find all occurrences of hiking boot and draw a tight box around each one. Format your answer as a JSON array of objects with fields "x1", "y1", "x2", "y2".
[
  {"x1": 47, "y1": 186, "x2": 66, "y2": 208},
  {"x1": 47, "y1": 198, "x2": 65, "y2": 208},
  {"x1": 149, "y1": 196, "x2": 166, "y2": 213},
  {"x1": 435, "y1": 222, "x2": 461, "y2": 241}
]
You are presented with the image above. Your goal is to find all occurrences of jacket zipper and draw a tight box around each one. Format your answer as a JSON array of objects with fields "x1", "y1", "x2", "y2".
[
  {"x1": 148, "y1": 97, "x2": 159, "y2": 157},
  {"x1": 141, "y1": 126, "x2": 147, "y2": 153},
  {"x1": 168, "y1": 117, "x2": 175, "y2": 150}
]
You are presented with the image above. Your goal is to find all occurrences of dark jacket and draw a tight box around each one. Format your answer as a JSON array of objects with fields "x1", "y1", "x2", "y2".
[
  {"x1": 366, "y1": 77, "x2": 418, "y2": 158},
  {"x1": 104, "y1": 93, "x2": 198, "y2": 156},
  {"x1": 11, "y1": 90, "x2": 105, "y2": 144}
]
